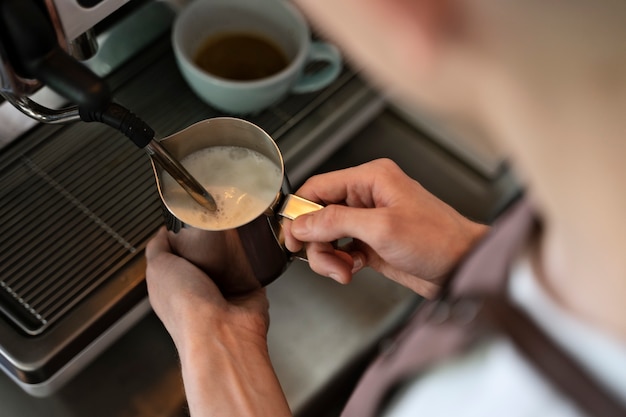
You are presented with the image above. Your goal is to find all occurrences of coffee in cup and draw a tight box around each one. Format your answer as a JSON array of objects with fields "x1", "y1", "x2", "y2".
[{"x1": 194, "y1": 32, "x2": 290, "y2": 81}]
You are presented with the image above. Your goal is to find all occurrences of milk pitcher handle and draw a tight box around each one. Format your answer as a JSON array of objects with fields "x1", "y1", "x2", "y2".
[
  {"x1": 278, "y1": 194, "x2": 344, "y2": 263},
  {"x1": 278, "y1": 194, "x2": 324, "y2": 220},
  {"x1": 277, "y1": 194, "x2": 326, "y2": 260}
]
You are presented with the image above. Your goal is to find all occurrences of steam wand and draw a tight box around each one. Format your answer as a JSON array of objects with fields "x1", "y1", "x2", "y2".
[
  {"x1": 79, "y1": 103, "x2": 218, "y2": 212},
  {"x1": 146, "y1": 140, "x2": 218, "y2": 212}
]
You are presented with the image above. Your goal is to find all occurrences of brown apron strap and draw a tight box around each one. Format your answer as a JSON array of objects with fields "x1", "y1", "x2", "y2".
[{"x1": 480, "y1": 296, "x2": 626, "y2": 417}]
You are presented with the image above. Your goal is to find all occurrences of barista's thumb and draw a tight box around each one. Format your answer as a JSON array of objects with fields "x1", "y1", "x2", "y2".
[{"x1": 291, "y1": 204, "x2": 369, "y2": 243}]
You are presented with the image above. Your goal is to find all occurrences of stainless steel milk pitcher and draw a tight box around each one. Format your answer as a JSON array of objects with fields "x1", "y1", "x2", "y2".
[{"x1": 151, "y1": 117, "x2": 322, "y2": 295}]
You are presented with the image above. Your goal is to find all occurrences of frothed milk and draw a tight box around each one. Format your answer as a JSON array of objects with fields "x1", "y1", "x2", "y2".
[{"x1": 162, "y1": 146, "x2": 282, "y2": 230}]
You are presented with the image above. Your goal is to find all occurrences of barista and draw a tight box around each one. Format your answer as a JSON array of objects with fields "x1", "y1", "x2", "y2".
[{"x1": 145, "y1": 1, "x2": 626, "y2": 416}]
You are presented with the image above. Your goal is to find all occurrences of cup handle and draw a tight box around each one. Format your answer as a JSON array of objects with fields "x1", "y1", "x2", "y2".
[{"x1": 290, "y1": 42, "x2": 342, "y2": 94}]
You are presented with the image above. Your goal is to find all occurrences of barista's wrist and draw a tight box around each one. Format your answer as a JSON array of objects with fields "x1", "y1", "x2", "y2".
[
  {"x1": 170, "y1": 299, "x2": 268, "y2": 352},
  {"x1": 178, "y1": 324, "x2": 269, "y2": 369},
  {"x1": 430, "y1": 220, "x2": 490, "y2": 297},
  {"x1": 177, "y1": 326, "x2": 289, "y2": 417},
  {"x1": 452, "y1": 220, "x2": 489, "y2": 264}
]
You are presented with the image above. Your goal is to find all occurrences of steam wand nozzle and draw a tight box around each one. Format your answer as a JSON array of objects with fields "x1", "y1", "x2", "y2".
[
  {"x1": 79, "y1": 103, "x2": 218, "y2": 212},
  {"x1": 145, "y1": 139, "x2": 218, "y2": 212}
]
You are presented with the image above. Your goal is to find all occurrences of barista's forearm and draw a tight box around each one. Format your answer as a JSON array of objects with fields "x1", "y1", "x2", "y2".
[{"x1": 178, "y1": 332, "x2": 291, "y2": 417}]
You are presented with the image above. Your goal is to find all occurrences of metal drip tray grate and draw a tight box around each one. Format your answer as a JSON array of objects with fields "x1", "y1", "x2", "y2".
[{"x1": 0, "y1": 122, "x2": 161, "y2": 335}]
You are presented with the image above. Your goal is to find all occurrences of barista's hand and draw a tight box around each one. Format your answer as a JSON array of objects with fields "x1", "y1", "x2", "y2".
[
  {"x1": 145, "y1": 227, "x2": 268, "y2": 344},
  {"x1": 284, "y1": 159, "x2": 488, "y2": 299},
  {"x1": 145, "y1": 228, "x2": 291, "y2": 417}
]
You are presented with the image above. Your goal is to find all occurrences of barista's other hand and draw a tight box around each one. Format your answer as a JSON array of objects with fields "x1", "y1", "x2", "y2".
[
  {"x1": 145, "y1": 228, "x2": 291, "y2": 417},
  {"x1": 145, "y1": 227, "x2": 269, "y2": 349},
  {"x1": 284, "y1": 159, "x2": 488, "y2": 299}
]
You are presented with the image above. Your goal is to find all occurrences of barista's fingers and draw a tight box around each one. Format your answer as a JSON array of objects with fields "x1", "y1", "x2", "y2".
[
  {"x1": 291, "y1": 205, "x2": 374, "y2": 245},
  {"x1": 282, "y1": 219, "x2": 304, "y2": 253},
  {"x1": 145, "y1": 227, "x2": 173, "y2": 260},
  {"x1": 147, "y1": 244, "x2": 223, "y2": 309},
  {"x1": 305, "y1": 242, "x2": 355, "y2": 284}
]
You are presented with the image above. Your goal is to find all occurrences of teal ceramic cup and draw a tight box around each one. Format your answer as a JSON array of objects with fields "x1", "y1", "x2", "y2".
[{"x1": 172, "y1": 0, "x2": 342, "y2": 114}]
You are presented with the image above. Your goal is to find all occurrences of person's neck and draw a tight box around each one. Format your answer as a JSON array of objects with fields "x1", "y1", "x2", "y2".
[{"x1": 533, "y1": 221, "x2": 626, "y2": 342}]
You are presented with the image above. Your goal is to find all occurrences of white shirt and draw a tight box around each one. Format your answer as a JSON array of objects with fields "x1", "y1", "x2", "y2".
[{"x1": 383, "y1": 253, "x2": 626, "y2": 417}]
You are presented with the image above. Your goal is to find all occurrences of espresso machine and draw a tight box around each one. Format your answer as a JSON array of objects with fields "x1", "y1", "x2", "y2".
[{"x1": 0, "y1": 0, "x2": 128, "y2": 117}]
